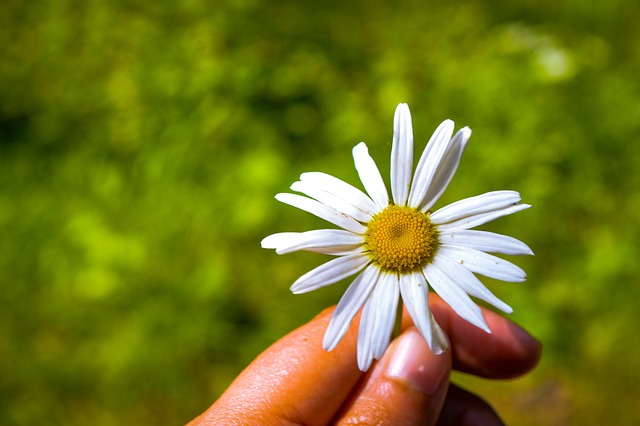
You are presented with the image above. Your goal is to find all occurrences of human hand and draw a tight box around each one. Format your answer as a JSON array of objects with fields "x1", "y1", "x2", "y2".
[{"x1": 188, "y1": 294, "x2": 541, "y2": 425}]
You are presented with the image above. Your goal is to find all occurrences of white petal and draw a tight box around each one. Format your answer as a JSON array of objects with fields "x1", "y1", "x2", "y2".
[
  {"x1": 290, "y1": 254, "x2": 369, "y2": 294},
  {"x1": 439, "y1": 230, "x2": 534, "y2": 256},
  {"x1": 391, "y1": 103, "x2": 414, "y2": 206},
  {"x1": 435, "y1": 253, "x2": 513, "y2": 313},
  {"x1": 357, "y1": 271, "x2": 399, "y2": 371},
  {"x1": 431, "y1": 190, "x2": 521, "y2": 223},
  {"x1": 300, "y1": 171, "x2": 378, "y2": 215},
  {"x1": 261, "y1": 230, "x2": 365, "y2": 255},
  {"x1": 430, "y1": 314, "x2": 448, "y2": 354},
  {"x1": 418, "y1": 127, "x2": 471, "y2": 212},
  {"x1": 436, "y1": 203, "x2": 531, "y2": 232},
  {"x1": 275, "y1": 193, "x2": 367, "y2": 234},
  {"x1": 399, "y1": 271, "x2": 447, "y2": 354},
  {"x1": 291, "y1": 180, "x2": 372, "y2": 223},
  {"x1": 407, "y1": 119, "x2": 454, "y2": 208},
  {"x1": 356, "y1": 295, "x2": 376, "y2": 371},
  {"x1": 323, "y1": 265, "x2": 380, "y2": 351},
  {"x1": 423, "y1": 261, "x2": 490, "y2": 333},
  {"x1": 439, "y1": 246, "x2": 527, "y2": 282},
  {"x1": 370, "y1": 273, "x2": 401, "y2": 360},
  {"x1": 352, "y1": 142, "x2": 389, "y2": 210}
]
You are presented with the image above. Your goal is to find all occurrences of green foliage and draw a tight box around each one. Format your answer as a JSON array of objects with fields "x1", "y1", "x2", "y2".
[{"x1": 1, "y1": 0, "x2": 639, "y2": 424}]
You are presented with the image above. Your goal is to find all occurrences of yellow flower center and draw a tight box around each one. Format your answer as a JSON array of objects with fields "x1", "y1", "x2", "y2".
[{"x1": 364, "y1": 205, "x2": 438, "y2": 273}]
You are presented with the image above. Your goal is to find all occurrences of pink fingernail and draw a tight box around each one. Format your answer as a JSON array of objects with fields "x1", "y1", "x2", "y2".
[{"x1": 386, "y1": 329, "x2": 449, "y2": 395}]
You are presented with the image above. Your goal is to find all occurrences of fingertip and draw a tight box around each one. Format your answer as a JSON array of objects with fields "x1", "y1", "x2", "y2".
[
  {"x1": 335, "y1": 327, "x2": 451, "y2": 425},
  {"x1": 428, "y1": 293, "x2": 542, "y2": 379},
  {"x1": 492, "y1": 313, "x2": 543, "y2": 378},
  {"x1": 386, "y1": 328, "x2": 451, "y2": 396}
]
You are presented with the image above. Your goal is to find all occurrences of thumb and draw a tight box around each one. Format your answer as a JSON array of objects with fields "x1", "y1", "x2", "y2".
[
  {"x1": 334, "y1": 327, "x2": 451, "y2": 426},
  {"x1": 188, "y1": 307, "x2": 364, "y2": 425}
]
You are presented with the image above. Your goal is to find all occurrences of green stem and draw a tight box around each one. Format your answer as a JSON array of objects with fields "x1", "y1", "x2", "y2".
[{"x1": 393, "y1": 298, "x2": 404, "y2": 339}]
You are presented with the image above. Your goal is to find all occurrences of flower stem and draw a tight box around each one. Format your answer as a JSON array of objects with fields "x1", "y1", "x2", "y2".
[{"x1": 393, "y1": 298, "x2": 404, "y2": 339}]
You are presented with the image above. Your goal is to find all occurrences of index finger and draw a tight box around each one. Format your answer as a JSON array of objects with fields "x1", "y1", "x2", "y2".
[{"x1": 424, "y1": 293, "x2": 542, "y2": 379}]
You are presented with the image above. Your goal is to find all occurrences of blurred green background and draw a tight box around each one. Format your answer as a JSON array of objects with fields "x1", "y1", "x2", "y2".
[{"x1": 1, "y1": 0, "x2": 639, "y2": 424}]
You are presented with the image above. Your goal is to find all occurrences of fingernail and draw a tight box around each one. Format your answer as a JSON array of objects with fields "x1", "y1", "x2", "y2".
[{"x1": 386, "y1": 328, "x2": 449, "y2": 395}]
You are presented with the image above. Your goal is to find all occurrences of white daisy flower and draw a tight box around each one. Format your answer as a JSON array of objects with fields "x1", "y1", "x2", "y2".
[{"x1": 262, "y1": 103, "x2": 533, "y2": 371}]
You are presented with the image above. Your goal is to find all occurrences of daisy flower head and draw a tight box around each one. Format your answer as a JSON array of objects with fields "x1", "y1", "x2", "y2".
[{"x1": 262, "y1": 103, "x2": 533, "y2": 371}]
